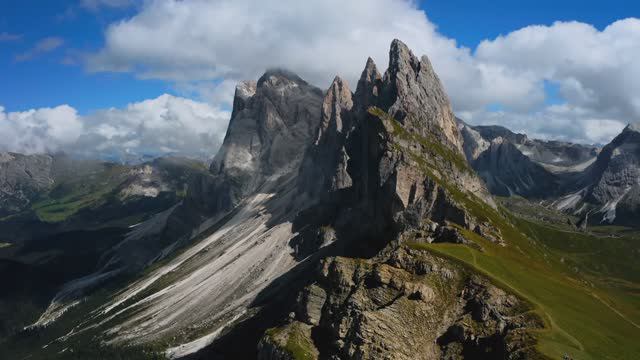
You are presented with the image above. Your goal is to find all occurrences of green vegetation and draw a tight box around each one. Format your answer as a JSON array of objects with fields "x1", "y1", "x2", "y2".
[
  {"x1": 368, "y1": 107, "x2": 472, "y2": 173},
  {"x1": 410, "y1": 204, "x2": 640, "y2": 359},
  {"x1": 31, "y1": 165, "x2": 128, "y2": 223},
  {"x1": 0, "y1": 243, "x2": 10, "y2": 249},
  {"x1": 266, "y1": 322, "x2": 317, "y2": 360}
]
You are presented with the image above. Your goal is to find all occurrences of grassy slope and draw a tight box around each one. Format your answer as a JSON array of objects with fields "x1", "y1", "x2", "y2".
[
  {"x1": 412, "y1": 205, "x2": 640, "y2": 360},
  {"x1": 368, "y1": 106, "x2": 640, "y2": 359},
  {"x1": 30, "y1": 164, "x2": 129, "y2": 223}
]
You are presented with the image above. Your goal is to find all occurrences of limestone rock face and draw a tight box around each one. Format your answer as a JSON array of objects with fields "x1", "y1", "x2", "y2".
[
  {"x1": 298, "y1": 76, "x2": 354, "y2": 198},
  {"x1": 458, "y1": 119, "x2": 599, "y2": 169},
  {"x1": 458, "y1": 120, "x2": 490, "y2": 161},
  {"x1": 381, "y1": 39, "x2": 464, "y2": 154},
  {"x1": 201, "y1": 70, "x2": 323, "y2": 214},
  {"x1": 256, "y1": 41, "x2": 531, "y2": 360}
]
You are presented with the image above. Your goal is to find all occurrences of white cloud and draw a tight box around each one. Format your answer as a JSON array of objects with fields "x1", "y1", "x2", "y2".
[
  {"x1": 84, "y1": 0, "x2": 640, "y2": 145},
  {"x1": 0, "y1": 95, "x2": 230, "y2": 161},
  {"x1": 462, "y1": 106, "x2": 627, "y2": 145},
  {"x1": 0, "y1": 105, "x2": 82, "y2": 154},
  {"x1": 15, "y1": 37, "x2": 65, "y2": 62},
  {"x1": 475, "y1": 19, "x2": 640, "y2": 122}
]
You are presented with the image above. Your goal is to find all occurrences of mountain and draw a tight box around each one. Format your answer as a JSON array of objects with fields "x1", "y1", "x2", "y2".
[
  {"x1": 458, "y1": 119, "x2": 640, "y2": 226},
  {"x1": 458, "y1": 120, "x2": 600, "y2": 199},
  {"x1": 1, "y1": 41, "x2": 639, "y2": 360},
  {"x1": 471, "y1": 137, "x2": 560, "y2": 198},
  {"x1": 553, "y1": 123, "x2": 640, "y2": 225},
  {"x1": 257, "y1": 40, "x2": 543, "y2": 360},
  {"x1": 459, "y1": 120, "x2": 599, "y2": 169}
]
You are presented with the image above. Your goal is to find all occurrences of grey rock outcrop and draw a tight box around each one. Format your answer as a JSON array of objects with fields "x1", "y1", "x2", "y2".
[
  {"x1": 457, "y1": 119, "x2": 604, "y2": 201},
  {"x1": 381, "y1": 40, "x2": 463, "y2": 153},
  {"x1": 298, "y1": 76, "x2": 354, "y2": 198},
  {"x1": 260, "y1": 249, "x2": 542, "y2": 360},
  {"x1": 203, "y1": 70, "x2": 323, "y2": 214}
]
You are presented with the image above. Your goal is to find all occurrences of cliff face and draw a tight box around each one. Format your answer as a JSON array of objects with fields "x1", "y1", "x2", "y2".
[
  {"x1": 259, "y1": 249, "x2": 541, "y2": 360},
  {"x1": 201, "y1": 70, "x2": 323, "y2": 214}
]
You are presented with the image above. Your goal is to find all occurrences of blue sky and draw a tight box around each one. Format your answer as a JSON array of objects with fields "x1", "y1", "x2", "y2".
[
  {"x1": 422, "y1": 0, "x2": 637, "y2": 47},
  {"x1": 0, "y1": 0, "x2": 639, "y2": 158},
  {"x1": 0, "y1": 0, "x2": 635, "y2": 114},
  {"x1": 1, "y1": 0, "x2": 169, "y2": 113}
]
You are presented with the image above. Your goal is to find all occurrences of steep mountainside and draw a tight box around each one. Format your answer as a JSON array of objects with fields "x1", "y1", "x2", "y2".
[
  {"x1": 9, "y1": 69, "x2": 325, "y2": 353},
  {"x1": 554, "y1": 123, "x2": 640, "y2": 225},
  {"x1": 458, "y1": 120, "x2": 600, "y2": 200},
  {"x1": 258, "y1": 40, "x2": 542, "y2": 359},
  {"x1": 472, "y1": 137, "x2": 560, "y2": 198}
]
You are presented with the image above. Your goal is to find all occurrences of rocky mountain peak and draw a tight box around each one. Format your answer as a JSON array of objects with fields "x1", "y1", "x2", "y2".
[
  {"x1": 354, "y1": 57, "x2": 382, "y2": 114},
  {"x1": 257, "y1": 68, "x2": 311, "y2": 88},
  {"x1": 231, "y1": 80, "x2": 257, "y2": 115},
  {"x1": 627, "y1": 122, "x2": 640, "y2": 133},
  {"x1": 380, "y1": 39, "x2": 464, "y2": 154},
  {"x1": 316, "y1": 76, "x2": 354, "y2": 144},
  {"x1": 203, "y1": 69, "x2": 323, "y2": 214},
  {"x1": 298, "y1": 76, "x2": 354, "y2": 198}
]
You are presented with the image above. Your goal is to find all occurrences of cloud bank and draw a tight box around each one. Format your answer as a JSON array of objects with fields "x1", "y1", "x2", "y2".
[
  {"x1": 0, "y1": 95, "x2": 230, "y2": 161},
  {"x1": 86, "y1": 0, "x2": 640, "y2": 145}
]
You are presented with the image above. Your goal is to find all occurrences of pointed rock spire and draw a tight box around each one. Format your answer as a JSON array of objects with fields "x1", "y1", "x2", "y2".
[
  {"x1": 625, "y1": 122, "x2": 640, "y2": 133},
  {"x1": 354, "y1": 57, "x2": 382, "y2": 114},
  {"x1": 316, "y1": 76, "x2": 354, "y2": 145},
  {"x1": 381, "y1": 39, "x2": 464, "y2": 154},
  {"x1": 299, "y1": 76, "x2": 354, "y2": 197}
]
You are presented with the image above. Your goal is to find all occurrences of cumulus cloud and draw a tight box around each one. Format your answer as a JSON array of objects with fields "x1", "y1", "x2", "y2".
[
  {"x1": 0, "y1": 95, "x2": 230, "y2": 161},
  {"x1": 15, "y1": 37, "x2": 65, "y2": 62},
  {"x1": 85, "y1": 0, "x2": 640, "y2": 145},
  {"x1": 475, "y1": 19, "x2": 640, "y2": 124},
  {"x1": 0, "y1": 105, "x2": 82, "y2": 154}
]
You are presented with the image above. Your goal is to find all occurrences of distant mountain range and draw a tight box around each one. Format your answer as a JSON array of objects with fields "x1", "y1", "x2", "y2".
[{"x1": 458, "y1": 119, "x2": 640, "y2": 226}]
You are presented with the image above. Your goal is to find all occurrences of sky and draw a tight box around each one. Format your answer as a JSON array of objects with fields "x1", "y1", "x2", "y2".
[{"x1": 1, "y1": 0, "x2": 639, "y2": 160}]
